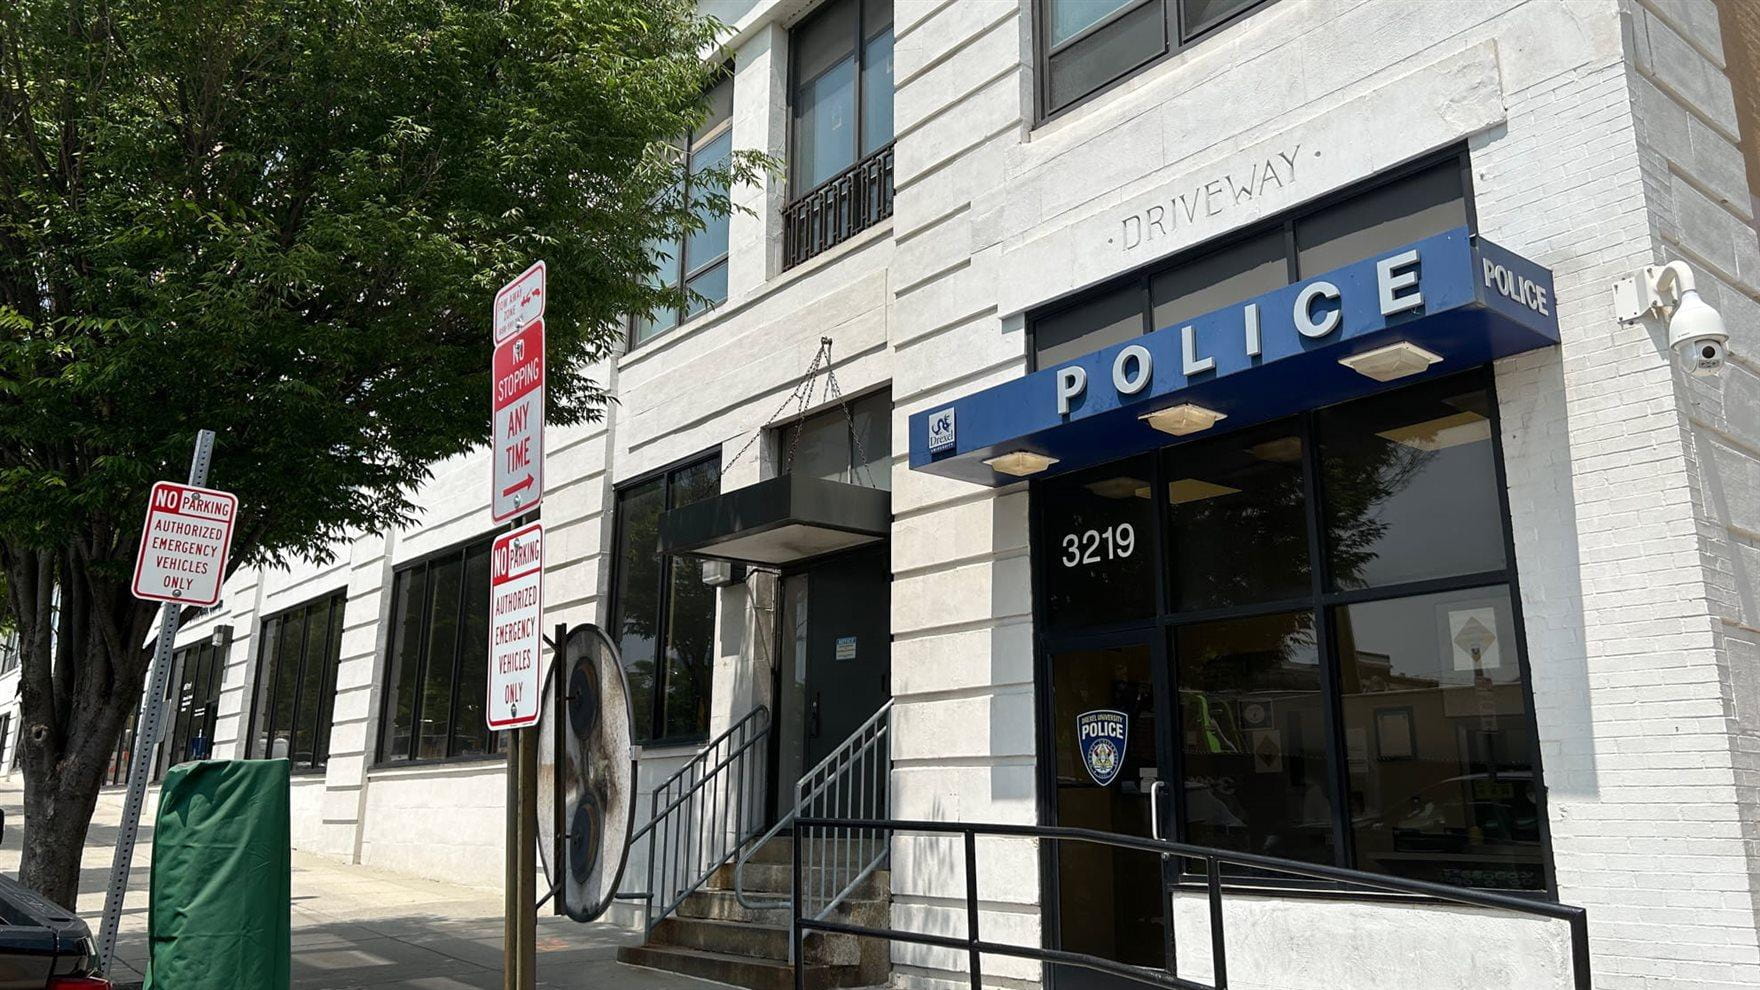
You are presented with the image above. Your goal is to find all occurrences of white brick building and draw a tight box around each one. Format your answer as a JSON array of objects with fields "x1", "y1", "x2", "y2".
[{"x1": 87, "y1": 1, "x2": 1760, "y2": 987}]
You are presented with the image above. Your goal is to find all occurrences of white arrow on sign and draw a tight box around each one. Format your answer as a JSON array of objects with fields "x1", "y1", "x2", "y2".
[{"x1": 491, "y1": 318, "x2": 545, "y2": 522}]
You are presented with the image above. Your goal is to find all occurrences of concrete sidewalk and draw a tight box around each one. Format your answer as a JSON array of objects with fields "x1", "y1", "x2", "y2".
[{"x1": 0, "y1": 775, "x2": 721, "y2": 989}]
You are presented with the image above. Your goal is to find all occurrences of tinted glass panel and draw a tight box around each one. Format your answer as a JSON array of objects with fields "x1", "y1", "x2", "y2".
[
  {"x1": 1047, "y1": 0, "x2": 1140, "y2": 46},
  {"x1": 1033, "y1": 284, "x2": 1145, "y2": 370},
  {"x1": 1041, "y1": 457, "x2": 1157, "y2": 629},
  {"x1": 383, "y1": 567, "x2": 426, "y2": 760},
  {"x1": 796, "y1": 0, "x2": 857, "y2": 82},
  {"x1": 1295, "y1": 161, "x2": 1467, "y2": 276},
  {"x1": 1046, "y1": 0, "x2": 1165, "y2": 112},
  {"x1": 661, "y1": 463, "x2": 721, "y2": 739},
  {"x1": 315, "y1": 598, "x2": 345, "y2": 766},
  {"x1": 1335, "y1": 586, "x2": 1541, "y2": 890},
  {"x1": 772, "y1": 391, "x2": 891, "y2": 490},
  {"x1": 292, "y1": 605, "x2": 330, "y2": 765},
  {"x1": 1051, "y1": 643, "x2": 1162, "y2": 972},
  {"x1": 861, "y1": 27, "x2": 895, "y2": 154},
  {"x1": 1181, "y1": 0, "x2": 1258, "y2": 34},
  {"x1": 1319, "y1": 376, "x2": 1505, "y2": 590},
  {"x1": 1150, "y1": 232, "x2": 1287, "y2": 331},
  {"x1": 451, "y1": 543, "x2": 495, "y2": 757},
  {"x1": 613, "y1": 479, "x2": 666, "y2": 740},
  {"x1": 685, "y1": 260, "x2": 729, "y2": 317},
  {"x1": 1163, "y1": 422, "x2": 1310, "y2": 611},
  {"x1": 270, "y1": 609, "x2": 304, "y2": 761},
  {"x1": 686, "y1": 129, "x2": 733, "y2": 275},
  {"x1": 794, "y1": 55, "x2": 857, "y2": 190},
  {"x1": 1176, "y1": 611, "x2": 1334, "y2": 866},
  {"x1": 417, "y1": 555, "x2": 463, "y2": 759}
]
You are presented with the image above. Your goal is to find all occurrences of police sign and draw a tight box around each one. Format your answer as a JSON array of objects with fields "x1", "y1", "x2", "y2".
[{"x1": 1077, "y1": 709, "x2": 1128, "y2": 787}]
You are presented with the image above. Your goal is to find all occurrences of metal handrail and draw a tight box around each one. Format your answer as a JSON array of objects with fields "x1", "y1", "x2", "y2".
[
  {"x1": 734, "y1": 699, "x2": 892, "y2": 914},
  {"x1": 793, "y1": 817, "x2": 1592, "y2": 990},
  {"x1": 628, "y1": 705, "x2": 770, "y2": 933}
]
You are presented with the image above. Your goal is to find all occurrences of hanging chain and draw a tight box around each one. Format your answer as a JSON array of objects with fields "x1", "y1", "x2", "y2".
[
  {"x1": 721, "y1": 338, "x2": 830, "y2": 477},
  {"x1": 720, "y1": 336, "x2": 877, "y2": 488}
]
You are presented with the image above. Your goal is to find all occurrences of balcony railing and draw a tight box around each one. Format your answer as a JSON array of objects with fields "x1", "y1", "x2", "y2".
[{"x1": 783, "y1": 142, "x2": 895, "y2": 270}]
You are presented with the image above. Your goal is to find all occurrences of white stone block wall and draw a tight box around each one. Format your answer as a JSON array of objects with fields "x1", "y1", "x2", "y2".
[{"x1": 78, "y1": 1, "x2": 1760, "y2": 987}]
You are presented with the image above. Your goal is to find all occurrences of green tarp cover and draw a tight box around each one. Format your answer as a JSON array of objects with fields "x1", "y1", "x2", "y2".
[{"x1": 144, "y1": 759, "x2": 290, "y2": 990}]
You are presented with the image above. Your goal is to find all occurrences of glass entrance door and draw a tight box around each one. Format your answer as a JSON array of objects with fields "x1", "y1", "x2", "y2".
[{"x1": 1047, "y1": 637, "x2": 1169, "y2": 990}]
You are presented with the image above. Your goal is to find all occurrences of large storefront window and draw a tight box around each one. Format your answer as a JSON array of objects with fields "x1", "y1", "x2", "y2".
[
  {"x1": 378, "y1": 536, "x2": 500, "y2": 763},
  {"x1": 1039, "y1": 370, "x2": 1545, "y2": 895},
  {"x1": 249, "y1": 592, "x2": 347, "y2": 770},
  {"x1": 105, "y1": 636, "x2": 226, "y2": 784},
  {"x1": 610, "y1": 454, "x2": 722, "y2": 744}
]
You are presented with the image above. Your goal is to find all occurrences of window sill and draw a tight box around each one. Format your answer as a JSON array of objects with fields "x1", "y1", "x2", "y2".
[{"x1": 366, "y1": 754, "x2": 506, "y2": 779}]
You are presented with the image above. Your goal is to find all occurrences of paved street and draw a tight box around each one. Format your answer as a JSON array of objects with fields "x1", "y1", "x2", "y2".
[{"x1": 0, "y1": 776, "x2": 721, "y2": 990}]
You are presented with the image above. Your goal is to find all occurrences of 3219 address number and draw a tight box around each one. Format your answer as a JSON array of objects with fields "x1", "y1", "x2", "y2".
[{"x1": 1061, "y1": 523, "x2": 1136, "y2": 568}]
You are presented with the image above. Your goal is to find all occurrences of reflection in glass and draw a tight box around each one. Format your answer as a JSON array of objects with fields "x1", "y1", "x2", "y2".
[
  {"x1": 1181, "y1": 0, "x2": 1259, "y2": 33},
  {"x1": 1175, "y1": 611, "x2": 1334, "y2": 866},
  {"x1": 1051, "y1": 644, "x2": 1162, "y2": 970},
  {"x1": 1033, "y1": 284, "x2": 1144, "y2": 371},
  {"x1": 451, "y1": 544, "x2": 494, "y2": 757},
  {"x1": 1047, "y1": 0, "x2": 1138, "y2": 46},
  {"x1": 1320, "y1": 376, "x2": 1506, "y2": 590},
  {"x1": 1295, "y1": 160, "x2": 1466, "y2": 277},
  {"x1": 1041, "y1": 457, "x2": 1158, "y2": 629},
  {"x1": 613, "y1": 479, "x2": 665, "y2": 740},
  {"x1": 417, "y1": 555, "x2": 463, "y2": 760},
  {"x1": 1150, "y1": 232, "x2": 1287, "y2": 332},
  {"x1": 1334, "y1": 586, "x2": 1541, "y2": 890},
  {"x1": 794, "y1": 57, "x2": 857, "y2": 191},
  {"x1": 382, "y1": 566, "x2": 426, "y2": 760},
  {"x1": 1163, "y1": 423, "x2": 1309, "y2": 611}
]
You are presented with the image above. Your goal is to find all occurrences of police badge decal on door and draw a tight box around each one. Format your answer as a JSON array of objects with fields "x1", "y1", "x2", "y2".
[{"x1": 1077, "y1": 710, "x2": 1129, "y2": 787}]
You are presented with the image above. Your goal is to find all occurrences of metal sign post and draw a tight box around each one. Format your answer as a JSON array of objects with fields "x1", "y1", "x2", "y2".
[
  {"x1": 97, "y1": 429, "x2": 219, "y2": 973},
  {"x1": 493, "y1": 262, "x2": 547, "y2": 990}
]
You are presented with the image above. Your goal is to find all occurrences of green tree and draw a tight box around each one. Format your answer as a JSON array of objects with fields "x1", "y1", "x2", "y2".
[{"x1": 0, "y1": 0, "x2": 762, "y2": 908}]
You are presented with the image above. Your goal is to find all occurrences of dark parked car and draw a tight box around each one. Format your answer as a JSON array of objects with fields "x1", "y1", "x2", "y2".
[{"x1": 0, "y1": 811, "x2": 109, "y2": 989}]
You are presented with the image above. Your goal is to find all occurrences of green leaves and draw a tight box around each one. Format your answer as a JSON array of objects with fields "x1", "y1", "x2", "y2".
[{"x1": 0, "y1": 0, "x2": 764, "y2": 568}]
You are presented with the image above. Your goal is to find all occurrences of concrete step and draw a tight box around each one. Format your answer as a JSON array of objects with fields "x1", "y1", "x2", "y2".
[
  {"x1": 650, "y1": 916, "x2": 859, "y2": 966},
  {"x1": 712, "y1": 860, "x2": 890, "y2": 897},
  {"x1": 616, "y1": 944, "x2": 862, "y2": 990},
  {"x1": 675, "y1": 887, "x2": 792, "y2": 926}
]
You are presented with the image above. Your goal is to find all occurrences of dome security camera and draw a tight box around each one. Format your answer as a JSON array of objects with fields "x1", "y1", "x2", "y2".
[
  {"x1": 1666, "y1": 287, "x2": 1728, "y2": 379},
  {"x1": 1616, "y1": 261, "x2": 1730, "y2": 379}
]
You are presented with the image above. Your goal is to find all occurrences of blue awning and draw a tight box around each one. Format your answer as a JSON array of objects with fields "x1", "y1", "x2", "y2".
[{"x1": 908, "y1": 227, "x2": 1559, "y2": 486}]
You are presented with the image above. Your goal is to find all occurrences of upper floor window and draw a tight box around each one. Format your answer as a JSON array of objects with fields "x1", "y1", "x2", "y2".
[
  {"x1": 1039, "y1": 0, "x2": 1269, "y2": 118},
  {"x1": 378, "y1": 536, "x2": 502, "y2": 763},
  {"x1": 784, "y1": 0, "x2": 895, "y2": 268},
  {"x1": 1030, "y1": 153, "x2": 1470, "y2": 368},
  {"x1": 249, "y1": 592, "x2": 347, "y2": 771},
  {"x1": 610, "y1": 455, "x2": 722, "y2": 745},
  {"x1": 769, "y1": 390, "x2": 892, "y2": 490},
  {"x1": 792, "y1": 0, "x2": 893, "y2": 193},
  {"x1": 633, "y1": 74, "x2": 735, "y2": 346}
]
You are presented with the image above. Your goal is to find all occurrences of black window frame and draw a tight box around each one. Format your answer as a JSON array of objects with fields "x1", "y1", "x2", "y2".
[
  {"x1": 105, "y1": 634, "x2": 227, "y2": 785},
  {"x1": 374, "y1": 532, "x2": 507, "y2": 767},
  {"x1": 787, "y1": 0, "x2": 894, "y2": 202},
  {"x1": 1035, "y1": 0, "x2": 1277, "y2": 122},
  {"x1": 628, "y1": 67, "x2": 737, "y2": 350},
  {"x1": 248, "y1": 590, "x2": 348, "y2": 773},
  {"x1": 1025, "y1": 148, "x2": 1478, "y2": 372},
  {"x1": 607, "y1": 449, "x2": 724, "y2": 747},
  {"x1": 1029, "y1": 366, "x2": 1557, "y2": 906}
]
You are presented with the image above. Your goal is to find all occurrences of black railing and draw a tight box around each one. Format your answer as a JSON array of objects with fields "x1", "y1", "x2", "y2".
[
  {"x1": 782, "y1": 142, "x2": 896, "y2": 269},
  {"x1": 626, "y1": 706, "x2": 770, "y2": 933},
  {"x1": 793, "y1": 817, "x2": 1591, "y2": 990}
]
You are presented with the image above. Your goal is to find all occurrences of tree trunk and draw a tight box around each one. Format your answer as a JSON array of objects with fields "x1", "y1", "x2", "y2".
[{"x1": 5, "y1": 543, "x2": 157, "y2": 911}]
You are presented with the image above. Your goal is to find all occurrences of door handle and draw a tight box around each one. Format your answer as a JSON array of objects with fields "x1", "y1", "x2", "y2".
[
  {"x1": 810, "y1": 693, "x2": 822, "y2": 738},
  {"x1": 1149, "y1": 779, "x2": 1167, "y2": 841}
]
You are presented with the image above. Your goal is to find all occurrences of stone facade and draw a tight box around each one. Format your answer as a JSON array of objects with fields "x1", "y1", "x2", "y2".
[{"x1": 85, "y1": 1, "x2": 1760, "y2": 987}]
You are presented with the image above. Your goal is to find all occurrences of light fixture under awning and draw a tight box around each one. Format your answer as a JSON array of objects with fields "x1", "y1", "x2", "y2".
[{"x1": 657, "y1": 473, "x2": 891, "y2": 568}]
